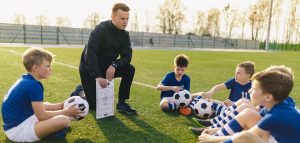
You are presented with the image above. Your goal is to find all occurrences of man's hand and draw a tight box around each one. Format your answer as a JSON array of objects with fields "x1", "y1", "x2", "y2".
[
  {"x1": 106, "y1": 65, "x2": 115, "y2": 81},
  {"x1": 96, "y1": 77, "x2": 109, "y2": 88}
]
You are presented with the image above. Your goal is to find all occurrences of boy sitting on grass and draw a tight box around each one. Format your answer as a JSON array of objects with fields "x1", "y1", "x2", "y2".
[
  {"x1": 198, "y1": 65, "x2": 300, "y2": 143},
  {"x1": 1, "y1": 47, "x2": 82, "y2": 142},
  {"x1": 191, "y1": 61, "x2": 255, "y2": 118},
  {"x1": 156, "y1": 54, "x2": 193, "y2": 113}
]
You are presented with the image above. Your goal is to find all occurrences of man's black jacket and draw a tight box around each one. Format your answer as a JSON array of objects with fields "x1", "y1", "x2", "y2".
[{"x1": 79, "y1": 20, "x2": 132, "y2": 79}]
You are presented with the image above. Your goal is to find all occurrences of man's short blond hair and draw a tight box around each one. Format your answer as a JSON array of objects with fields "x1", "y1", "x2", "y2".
[
  {"x1": 112, "y1": 3, "x2": 130, "y2": 14},
  {"x1": 22, "y1": 47, "x2": 54, "y2": 72}
]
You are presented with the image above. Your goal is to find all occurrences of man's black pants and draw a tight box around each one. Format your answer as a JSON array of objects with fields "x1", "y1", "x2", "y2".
[{"x1": 79, "y1": 64, "x2": 135, "y2": 109}]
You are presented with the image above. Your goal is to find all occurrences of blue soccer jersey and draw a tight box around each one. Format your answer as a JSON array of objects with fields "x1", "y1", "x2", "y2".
[
  {"x1": 259, "y1": 97, "x2": 295, "y2": 117},
  {"x1": 257, "y1": 99, "x2": 300, "y2": 143},
  {"x1": 1, "y1": 74, "x2": 44, "y2": 131},
  {"x1": 224, "y1": 78, "x2": 252, "y2": 102},
  {"x1": 160, "y1": 72, "x2": 190, "y2": 100}
]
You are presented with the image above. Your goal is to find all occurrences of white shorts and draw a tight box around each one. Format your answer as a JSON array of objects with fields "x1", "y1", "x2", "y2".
[
  {"x1": 5, "y1": 115, "x2": 40, "y2": 142},
  {"x1": 268, "y1": 136, "x2": 278, "y2": 143}
]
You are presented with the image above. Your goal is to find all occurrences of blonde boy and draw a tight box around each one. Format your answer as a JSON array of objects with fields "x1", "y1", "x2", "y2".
[{"x1": 1, "y1": 47, "x2": 82, "y2": 142}]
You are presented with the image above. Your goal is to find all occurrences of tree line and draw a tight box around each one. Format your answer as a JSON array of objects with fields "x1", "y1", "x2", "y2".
[{"x1": 11, "y1": 0, "x2": 300, "y2": 44}]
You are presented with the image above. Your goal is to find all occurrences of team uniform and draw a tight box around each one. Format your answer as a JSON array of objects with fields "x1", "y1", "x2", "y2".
[
  {"x1": 212, "y1": 78, "x2": 252, "y2": 115},
  {"x1": 1, "y1": 74, "x2": 43, "y2": 142},
  {"x1": 221, "y1": 97, "x2": 299, "y2": 143},
  {"x1": 257, "y1": 98, "x2": 300, "y2": 143},
  {"x1": 159, "y1": 72, "x2": 190, "y2": 110}
]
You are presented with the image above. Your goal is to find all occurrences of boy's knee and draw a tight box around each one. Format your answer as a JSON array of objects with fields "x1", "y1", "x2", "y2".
[
  {"x1": 236, "y1": 98, "x2": 250, "y2": 106},
  {"x1": 237, "y1": 103, "x2": 252, "y2": 112},
  {"x1": 55, "y1": 115, "x2": 70, "y2": 127},
  {"x1": 159, "y1": 101, "x2": 169, "y2": 111},
  {"x1": 241, "y1": 108, "x2": 259, "y2": 118}
]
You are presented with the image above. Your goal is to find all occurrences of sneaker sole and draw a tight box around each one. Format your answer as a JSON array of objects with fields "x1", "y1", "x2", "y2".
[
  {"x1": 117, "y1": 109, "x2": 137, "y2": 115},
  {"x1": 188, "y1": 127, "x2": 201, "y2": 135},
  {"x1": 192, "y1": 117, "x2": 206, "y2": 128}
]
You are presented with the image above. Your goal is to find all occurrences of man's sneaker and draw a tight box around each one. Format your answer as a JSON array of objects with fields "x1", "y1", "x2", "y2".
[
  {"x1": 192, "y1": 117, "x2": 212, "y2": 127},
  {"x1": 70, "y1": 85, "x2": 86, "y2": 99},
  {"x1": 116, "y1": 103, "x2": 137, "y2": 114},
  {"x1": 188, "y1": 127, "x2": 205, "y2": 135}
]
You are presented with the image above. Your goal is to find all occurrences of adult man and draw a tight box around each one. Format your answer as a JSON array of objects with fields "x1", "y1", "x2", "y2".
[{"x1": 79, "y1": 3, "x2": 136, "y2": 114}]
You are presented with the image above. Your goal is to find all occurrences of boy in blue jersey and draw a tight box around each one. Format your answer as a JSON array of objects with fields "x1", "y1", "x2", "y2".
[
  {"x1": 1, "y1": 47, "x2": 82, "y2": 142},
  {"x1": 156, "y1": 54, "x2": 190, "y2": 111},
  {"x1": 191, "y1": 61, "x2": 255, "y2": 123},
  {"x1": 198, "y1": 65, "x2": 300, "y2": 143}
]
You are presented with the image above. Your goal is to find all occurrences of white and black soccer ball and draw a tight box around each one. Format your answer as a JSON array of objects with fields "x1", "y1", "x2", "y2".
[
  {"x1": 173, "y1": 89, "x2": 192, "y2": 107},
  {"x1": 194, "y1": 99, "x2": 213, "y2": 118},
  {"x1": 64, "y1": 96, "x2": 89, "y2": 121}
]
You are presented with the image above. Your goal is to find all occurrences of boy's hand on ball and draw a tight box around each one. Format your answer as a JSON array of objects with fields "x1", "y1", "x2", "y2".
[
  {"x1": 173, "y1": 86, "x2": 181, "y2": 92},
  {"x1": 65, "y1": 104, "x2": 84, "y2": 117},
  {"x1": 201, "y1": 92, "x2": 211, "y2": 99},
  {"x1": 223, "y1": 99, "x2": 233, "y2": 106}
]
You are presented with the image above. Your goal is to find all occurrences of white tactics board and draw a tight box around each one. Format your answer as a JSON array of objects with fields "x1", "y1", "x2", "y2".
[{"x1": 96, "y1": 80, "x2": 114, "y2": 119}]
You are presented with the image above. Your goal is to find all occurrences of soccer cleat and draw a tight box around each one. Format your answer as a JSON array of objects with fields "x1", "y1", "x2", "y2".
[
  {"x1": 70, "y1": 85, "x2": 86, "y2": 99},
  {"x1": 44, "y1": 127, "x2": 70, "y2": 140},
  {"x1": 179, "y1": 106, "x2": 192, "y2": 116},
  {"x1": 188, "y1": 127, "x2": 205, "y2": 135},
  {"x1": 192, "y1": 117, "x2": 212, "y2": 127},
  {"x1": 116, "y1": 103, "x2": 137, "y2": 114}
]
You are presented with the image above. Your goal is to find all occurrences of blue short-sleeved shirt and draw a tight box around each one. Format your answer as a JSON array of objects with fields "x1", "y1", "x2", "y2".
[
  {"x1": 1, "y1": 74, "x2": 44, "y2": 131},
  {"x1": 259, "y1": 97, "x2": 295, "y2": 117},
  {"x1": 257, "y1": 99, "x2": 300, "y2": 143},
  {"x1": 224, "y1": 78, "x2": 252, "y2": 102},
  {"x1": 160, "y1": 72, "x2": 190, "y2": 100}
]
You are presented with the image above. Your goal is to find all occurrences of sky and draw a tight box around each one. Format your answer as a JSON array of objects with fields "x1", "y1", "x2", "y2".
[
  {"x1": 0, "y1": 0, "x2": 259, "y2": 29},
  {"x1": 0, "y1": 0, "x2": 297, "y2": 40}
]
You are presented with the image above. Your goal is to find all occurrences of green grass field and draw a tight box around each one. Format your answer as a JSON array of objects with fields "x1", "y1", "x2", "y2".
[{"x1": 0, "y1": 47, "x2": 299, "y2": 143}]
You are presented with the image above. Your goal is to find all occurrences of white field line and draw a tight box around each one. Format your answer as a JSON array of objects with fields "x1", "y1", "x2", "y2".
[{"x1": 0, "y1": 48, "x2": 156, "y2": 89}]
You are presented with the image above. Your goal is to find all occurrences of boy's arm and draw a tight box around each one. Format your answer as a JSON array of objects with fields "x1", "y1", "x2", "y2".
[
  {"x1": 32, "y1": 102, "x2": 80, "y2": 121},
  {"x1": 156, "y1": 83, "x2": 181, "y2": 92},
  {"x1": 44, "y1": 102, "x2": 64, "y2": 111},
  {"x1": 248, "y1": 125, "x2": 270, "y2": 141},
  {"x1": 203, "y1": 83, "x2": 226, "y2": 98},
  {"x1": 230, "y1": 131, "x2": 269, "y2": 143},
  {"x1": 198, "y1": 133, "x2": 231, "y2": 143}
]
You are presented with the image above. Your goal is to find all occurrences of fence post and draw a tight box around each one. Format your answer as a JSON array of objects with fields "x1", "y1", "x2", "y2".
[
  {"x1": 174, "y1": 34, "x2": 176, "y2": 48},
  {"x1": 213, "y1": 36, "x2": 215, "y2": 48},
  {"x1": 187, "y1": 35, "x2": 190, "y2": 48},
  {"x1": 158, "y1": 34, "x2": 161, "y2": 47},
  {"x1": 201, "y1": 36, "x2": 203, "y2": 48},
  {"x1": 56, "y1": 27, "x2": 59, "y2": 44},
  {"x1": 81, "y1": 28, "x2": 84, "y2": 45},
  {"x1": 141, "y1": 32, "x2": 144, "y2": 48},
  {"x1": 23, "y1": 25, "x2": 26, "y2": 44},
  {"x1": 40, "y1": 26, "x2": 43, "y2": 44}
]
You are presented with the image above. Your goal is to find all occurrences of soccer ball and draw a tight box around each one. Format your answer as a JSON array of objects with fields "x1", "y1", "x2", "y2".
[
  {"x1": 194, "y1": 99, "x2": 213, "y2": 118},
  {"x1": 64, "y1": 96, "x2": 89, "y2": 121},
  {"x1": 173, "y1": 89, "x2": 192, "y2": 107}
]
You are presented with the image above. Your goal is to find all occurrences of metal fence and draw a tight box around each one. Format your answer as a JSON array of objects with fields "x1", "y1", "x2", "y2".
[{"x1": 0, "y1": 23, "x2": 260, "y2": 49}]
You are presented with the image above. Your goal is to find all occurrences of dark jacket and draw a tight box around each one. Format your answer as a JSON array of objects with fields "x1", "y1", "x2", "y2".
[{"x1": 79, "y1": 20, "x2": 132, "y2": 79}]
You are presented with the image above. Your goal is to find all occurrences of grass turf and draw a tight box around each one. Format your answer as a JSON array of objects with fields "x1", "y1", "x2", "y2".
[{"x1": 0, "y1": 47, "x2": 299, "y2": 142}]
